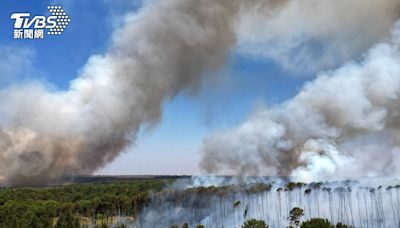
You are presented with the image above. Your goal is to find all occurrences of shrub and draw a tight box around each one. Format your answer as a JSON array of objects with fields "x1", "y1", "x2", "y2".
[
  {"x1": 288, "y1": 207, "x2": 304, "y2": 227},
  {"x1": 242, "y1": 218, "x2": 269, "y2": 228},
  {"x1": 300, "y1": 218, "x2": 333, "y2": 228},
  {"x1": 336, "y1": 222, "x2": 354, "y2": 228}
]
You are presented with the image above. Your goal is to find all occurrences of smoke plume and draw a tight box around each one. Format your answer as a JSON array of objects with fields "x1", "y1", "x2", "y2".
[
  {"x1": 201, "y1": 22, "x2": 400, "y2": 182},
  {"x1": 1, "y1": 0, "x2": 400, "y2": 186},
  {"x1": 236, "y1": 0, "x2": 400, "y2": 72}
]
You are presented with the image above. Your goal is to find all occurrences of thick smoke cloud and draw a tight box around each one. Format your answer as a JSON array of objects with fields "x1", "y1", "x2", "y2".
[
  {"x1": 0, "y1": 0, "x2": 292, "y2": 186},
  {"x1": 236, "y1": 0, "x2": 400, "y2": 72},
  {"x1": 201, "y1": 22, "x2": 400, "y2": 182},
  {"x1": 1, "y1": 0, "x2": 400, "y2": 186},
  {"x1": 0, "y1": 0, "x2": 239, "y2": 186}
]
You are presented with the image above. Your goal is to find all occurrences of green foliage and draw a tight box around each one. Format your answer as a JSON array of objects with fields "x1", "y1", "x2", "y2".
[
  {"x1": 288, "y1": 207, "x2": 304, "y2": 227},
  {"x1": 0, "y1": 199, "x2": 60, "y2": 228},
  {"x1": 336, "y1": 222, "x2": 354, "y2": 228},
  {"x1": 195, "y1": 225, "x2": 206, "y2": 228},
  {"x1": 300, "y1": 218, "x2": 333, "y2": 228},
  {"x1": 299, "y1": 218, "x2": 353, "y2": 228},
  {"x1": 55, "y1": 203, "x2": 80, "y2": 228},
  {"x1": 286, "y1": 182, "x2": 306, "y2": 191},
  {"x1": 182, "y1": 222, "x2": 189, "y2": 228},
  {"x1": 242, "y1": 218, "x2": 269, "y2": 228},
  {"x1": 0, "y1": 179, "x2": 170, "y2": 227}
]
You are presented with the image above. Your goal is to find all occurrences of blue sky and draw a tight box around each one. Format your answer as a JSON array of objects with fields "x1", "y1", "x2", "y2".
[{"x1": 0, "y1": 0, "x2": 310, "y2": 175}]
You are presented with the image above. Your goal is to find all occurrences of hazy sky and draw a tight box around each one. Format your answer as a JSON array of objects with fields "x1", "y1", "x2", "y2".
[{"x1": 0, "y1": 0, "x2": 310, "y2": 175}]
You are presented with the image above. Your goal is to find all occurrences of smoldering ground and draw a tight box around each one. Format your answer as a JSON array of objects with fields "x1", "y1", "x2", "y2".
[{"x1": 1, "y1": 0, "x2": 400, "y2": 186}]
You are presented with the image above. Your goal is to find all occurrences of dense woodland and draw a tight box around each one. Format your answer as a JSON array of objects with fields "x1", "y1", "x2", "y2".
[{"x1": 0, "y1": 179, "x2": 170, "y2": 227}]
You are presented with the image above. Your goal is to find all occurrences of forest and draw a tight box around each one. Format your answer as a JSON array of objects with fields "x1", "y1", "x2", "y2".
[
  {"x1": 0, "y1": 178, "x2": 395, "y2": 227},
  {"x1": 0, "y1": 179, "x2": 169, "y2": 227}
]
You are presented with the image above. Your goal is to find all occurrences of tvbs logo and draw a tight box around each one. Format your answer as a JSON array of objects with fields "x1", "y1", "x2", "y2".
[{"x1": 10, "y1": 6, "x2": 70, "y2": 39}]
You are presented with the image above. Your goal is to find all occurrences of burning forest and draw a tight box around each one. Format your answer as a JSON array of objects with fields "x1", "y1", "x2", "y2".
[
  {"x1": 138, "y1": 178, "x2": 400, "y2": 227},
  {"x1": 1, "y1": 0, "x2": 400, "y2": 227},
  {"x1": 2, "y1": 0, "x2": 400, "y2": 186},
  {"x1": 2, "y1": 176, "x2": 400, "y2": 227}
]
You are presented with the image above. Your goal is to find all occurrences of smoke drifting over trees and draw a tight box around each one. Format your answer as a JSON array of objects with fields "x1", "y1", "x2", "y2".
[
  {"x1": 1, "y1": 0, "x2": 400, "y2": 186},
  {"x1": 201, "y1": 22, "x2": 400, "y2": 181},
  {"x1": 139, "y1": 179, "x2": 400, "y2": 227}
]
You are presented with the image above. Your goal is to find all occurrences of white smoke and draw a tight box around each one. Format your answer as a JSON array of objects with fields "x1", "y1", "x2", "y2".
[
  {"x1": 236, "y1": 0, "x2": 400, "y2": 72},
  {"x1": 1, "y1": 0, "x2": 400, "y2": 186},
  {"x1": 0, "y1": 0, "x2": 243, "y2": 186},
  {"x1": 201, "y1": 21, "x2": 400, "y2": 182}
]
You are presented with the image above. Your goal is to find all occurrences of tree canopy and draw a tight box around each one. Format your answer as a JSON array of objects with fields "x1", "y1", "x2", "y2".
[{"x1": 242, "y1": 218, "x2": 269, "y2": 228}]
